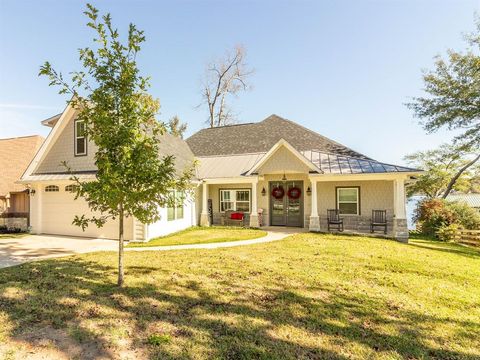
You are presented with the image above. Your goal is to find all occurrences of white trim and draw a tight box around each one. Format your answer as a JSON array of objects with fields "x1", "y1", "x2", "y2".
[
  {"x1": 219, "y1": 189, "x2": 251, "y2": 213},
  {"x1": 21, "y1": 102, "x2": 77, "y2": 181},
  {"x1": 337, "y1": 187, "x2": 359, "y2": 215},
  {"x1": 246, "y1": 139, "x2": 321, "y2": 175},
  {"x1": 74, "y1": 119, "x2": 87, "y2": 156},
  {"x1": 309, "y1": 173, "x2": 415, "y2": 181}
]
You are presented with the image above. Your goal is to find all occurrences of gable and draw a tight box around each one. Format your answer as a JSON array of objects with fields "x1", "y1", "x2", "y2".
[
  {"x1": 257, "y1": 145, "x2": 311, "y2": 174},
  {"x1": 35, "y1": 111, "x2": 97, "y2": 174}
]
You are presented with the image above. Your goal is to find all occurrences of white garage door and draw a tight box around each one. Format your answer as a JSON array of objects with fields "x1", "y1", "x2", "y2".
[{"x1": 41, "y1": 185, "x2": 124, "y2": 239}]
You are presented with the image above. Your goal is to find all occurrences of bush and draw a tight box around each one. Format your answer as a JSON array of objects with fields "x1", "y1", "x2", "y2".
[
  {"x1": 413, "y1": 198, "x2": 480, "y2": 237},
  {"x1": 413, "y1": 198, "x2": 455, "y2": 236},
  {"x1": 437, "y1": 223, "x2": 460, "y2": 242}
]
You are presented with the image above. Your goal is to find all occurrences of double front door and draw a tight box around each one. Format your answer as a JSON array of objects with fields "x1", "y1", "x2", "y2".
[{"x1": 270, "y1": 181, "x2": 303, "y2": 227}]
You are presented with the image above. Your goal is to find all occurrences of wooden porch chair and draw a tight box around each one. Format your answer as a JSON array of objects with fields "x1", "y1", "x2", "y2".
[
  {"x1": 371, "y1": 210, "x2": 387, "y2": 234},
  {"x1": 222, "y1": 210, "x2": 245, "y2": 227},
  {"x1": 327, "y1": 209, "x2": 344, "y2": 232}
]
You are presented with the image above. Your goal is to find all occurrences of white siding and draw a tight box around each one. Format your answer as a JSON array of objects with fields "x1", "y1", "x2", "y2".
[{"x1": 146, "y1": 194, "x2": 196, "y2": 240}]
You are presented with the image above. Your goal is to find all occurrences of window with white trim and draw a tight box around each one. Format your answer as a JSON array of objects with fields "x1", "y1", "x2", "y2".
[
  {"x1": 74, "y1": 119, "x2": 87, "y2": 156},
  {"x1": 337, "y1": 187, "x2": 359, "y2": 215},
  {"x1": 45, "y1": 185, "x2": 59, "y2": 192},
  {"x1": 167, "y1": 190, "x2": 185, "y2": 221},
  {"x1": 220, "y1": 189, "x2": 251, "y2": 212}
]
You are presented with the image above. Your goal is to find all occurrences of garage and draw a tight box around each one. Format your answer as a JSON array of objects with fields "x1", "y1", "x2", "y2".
[{"x1": 40, "y1": 183, "x2": 132, "y2": 240}]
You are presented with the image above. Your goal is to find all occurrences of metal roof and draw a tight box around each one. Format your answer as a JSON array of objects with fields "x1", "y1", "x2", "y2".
[
  {"x1": 302, "y1": 150, "x2": 420, "y2": 174},
  {"x1": 196, "y1": 150, "x2": 420, "y2": 179},
  {"x1": 446, "y1": 193, "x2": 480, "y2": 208}
]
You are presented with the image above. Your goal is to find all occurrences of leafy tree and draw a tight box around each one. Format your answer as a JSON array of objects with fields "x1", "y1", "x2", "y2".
[
  {"x1": 200, "y1": 45, "x2": 254, "y2": 127},
  {"x1": 39, "y1": 4, "x2": 192, "y2": 287},
  {"x1": 168, "y1": 115, "x2": 187, "y2": 138},
  {"x1": 405, "y1": 143, "x2": 480, "y2": 198},
  {"x1": 407, "y1": 18, "x2": 480, "y2": 148}
]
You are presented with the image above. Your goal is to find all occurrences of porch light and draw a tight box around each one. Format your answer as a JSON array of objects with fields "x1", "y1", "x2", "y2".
[
  {"x1": 282, "y1": 172, "x2": 287, "y2": 181},
  {"x1": 29, "y1": 189, "x2": 36, "y2": 196},
  {"x1": 306, "y1": 187, "x2": 311, "y2": 196},
  {"x1": 261, "y1": 187, "x2": 266, "y2": 196}
]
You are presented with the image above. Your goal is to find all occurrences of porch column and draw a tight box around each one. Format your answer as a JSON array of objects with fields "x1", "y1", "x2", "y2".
[
  {"x1": 32, "y1": 184, "x2": 42, "y2": 234},
  {"x1": 392, "y1": 178, "x2": 408, "y2": 243},
  {"x1": 200, "y1": 181, "x2": 210, "y2": 227},
  {"x1": 249, "y1": 179, "x2": 260, "y2": 228},
  {"x1": 309, "y1": 178, "x2": 320, "y2": 231}
]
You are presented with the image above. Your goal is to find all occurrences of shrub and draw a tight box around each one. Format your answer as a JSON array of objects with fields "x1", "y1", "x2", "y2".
[
  {"x1": 437, "y1": 223, "x2": 460, "y2": 242},
  {"x1": 447, "y1": 201, "x2": 480, "y2": 230},
  {"x1": 413, "y1": 198, "x2": 455, "y2": 236},
  {"x1": 414, "y1": 198, "x2": 480, "y2": 237}
]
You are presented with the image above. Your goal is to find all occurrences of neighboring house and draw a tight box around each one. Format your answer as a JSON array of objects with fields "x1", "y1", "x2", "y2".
[
  {"x1": 21, "y1": 108, "x2": 421, "y2": 242},
  {"x1": 0, "y1": 135, "x2": 44, "y2": 229},
  {"x1": 20, "y1": 104, "x2": 196, "y2": 241},
  {"x1": 187, "y1": 115, "x2": 422, "y2": 242},
  {"x1": 446, "y1": 193, "x2": 480, "y2": 212}
]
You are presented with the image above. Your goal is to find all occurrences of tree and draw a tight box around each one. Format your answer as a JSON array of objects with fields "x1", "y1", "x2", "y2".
[
  {"x1": 405, "y1": 143, "x2": 480, "y2": 198},
  {"x1": 200, "y1": 45, "x2": 254, "y2": 127},
  {"x1": 167, "y1": 115, "x2": 187, "y2": 138},
  {"x1": 39, "y1": 4, "x2": 192, "y2": 287},
  {"x1": 407, "y1": 17, "x2": 480, "y2": 148}
]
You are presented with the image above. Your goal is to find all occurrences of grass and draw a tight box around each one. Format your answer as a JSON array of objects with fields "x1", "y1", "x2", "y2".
[
  {"x1": 127, "y1": 226, "x2": 267, "y2": 247},
  {"x1": 0, "y1": 233, "x2": 27, "y2": 240},
  {"x1": 0, "y1": 233, "x2": 479, "y2": 359}
]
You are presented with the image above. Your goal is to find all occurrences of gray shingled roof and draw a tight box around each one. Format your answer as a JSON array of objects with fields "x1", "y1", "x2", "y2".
[{"x1": 187, "y1": 115, "x2": 370, "y2": 159}]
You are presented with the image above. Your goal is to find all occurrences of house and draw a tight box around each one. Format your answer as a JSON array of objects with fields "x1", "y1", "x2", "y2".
[
  {"x1": 187, "y1": 115, "x2": 422, "y2": 242},
  {"x1": 0, "y1": 135, "x2": 44, "y2": 230},
  {"x1": 446, "y1": 193, "x2": 480, "y2": 212},
  {"x1": 20, "y1": 107, "x2": 421, "y2": 242},
  {"x1": 20, "y1": 104, "x2": 196, "y2": 240}
]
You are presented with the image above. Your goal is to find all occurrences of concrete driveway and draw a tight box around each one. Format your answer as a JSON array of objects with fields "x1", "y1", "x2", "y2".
[{"x1": 0, "y1": 234, "x2": 118, "y2": 268}]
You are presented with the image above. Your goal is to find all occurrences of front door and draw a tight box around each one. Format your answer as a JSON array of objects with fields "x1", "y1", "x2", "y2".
[{"x1": 270, "y1": 181, "x2": 303, "y2": 227}]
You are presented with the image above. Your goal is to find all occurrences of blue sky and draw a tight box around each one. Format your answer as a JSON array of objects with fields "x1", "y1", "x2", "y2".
[{"x1": 0, "y1": 0, "x2": 478, "y2": 164}]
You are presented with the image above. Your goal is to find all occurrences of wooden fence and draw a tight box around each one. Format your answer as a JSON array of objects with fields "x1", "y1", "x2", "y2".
[{"x1": 453, "y1": 229, "x2": 480, "y2": 247}]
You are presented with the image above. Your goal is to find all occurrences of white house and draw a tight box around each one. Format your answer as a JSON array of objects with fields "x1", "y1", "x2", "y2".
[
  {"x1": 20, "y1": 104, "x2": 196, "y2": 241},
  {"x1": 20, "y1": 106, "x2": 422, "y2": 242}
]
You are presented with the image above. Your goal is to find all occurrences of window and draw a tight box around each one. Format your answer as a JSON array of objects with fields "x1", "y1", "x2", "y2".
[
  {"x1": 220, "y1": 189, "x2": 251, "y2": 212},
  {"x1": 167, "y1": 190, "x2": 185, "y2": 221},
  {"x1": 65, "y1": 184, "x2": 79, "y2": 193},
  {"x1": 45, "y1": 185, "x2": 59, "y2": 192},
  {"x1": 74, "y1": 119, "x2": 87, "y2": 156},
  {"x1": 336, "y1": 187, "x2": 359, "y2": 215}
]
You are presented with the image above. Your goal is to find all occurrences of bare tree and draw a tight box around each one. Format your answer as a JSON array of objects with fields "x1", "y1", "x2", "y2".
[{"x1": 200, "y1": 45, "x2": 254, "y2": 127}]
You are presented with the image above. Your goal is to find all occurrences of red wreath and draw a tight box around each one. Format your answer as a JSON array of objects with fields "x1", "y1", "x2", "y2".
[
  {"x1": 287, "y1": 186, "x2": 302, "y2": 200},
  {"x1": 271, "y1": 186, "x2": 285, "y2": 199}
]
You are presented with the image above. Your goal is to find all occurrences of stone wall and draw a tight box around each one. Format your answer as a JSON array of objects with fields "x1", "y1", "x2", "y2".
[{"x1": 0, "y1": 217, "x2": 28, "y2": 231}]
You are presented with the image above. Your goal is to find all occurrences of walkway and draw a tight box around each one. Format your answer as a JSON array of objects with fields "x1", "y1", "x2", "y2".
[{"x1": 126, "y1": 226, "x2": 304, "y2": 252}]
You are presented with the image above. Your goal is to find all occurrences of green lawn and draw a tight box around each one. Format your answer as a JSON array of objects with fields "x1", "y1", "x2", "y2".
[
  {"x1": 127, "y1": 226, "x2": 267, "y2": 247},
  {"x1": 0, "y1": 233, "x2": 27, "y2": 240},
  {"x1": 1, "y1": 233, "x2": 479, "y2": 359}
]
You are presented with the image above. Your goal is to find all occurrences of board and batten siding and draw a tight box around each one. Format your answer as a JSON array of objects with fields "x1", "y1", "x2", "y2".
[{"x1": 257, "y1": 146, "x2": 310, "y2": 174}]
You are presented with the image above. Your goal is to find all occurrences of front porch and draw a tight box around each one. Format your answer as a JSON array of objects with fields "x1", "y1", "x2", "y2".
[{"x1": 197, "y1": 173, "x2": 409, "y2": 242}]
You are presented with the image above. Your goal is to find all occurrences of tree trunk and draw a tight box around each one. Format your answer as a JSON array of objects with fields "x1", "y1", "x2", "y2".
[
  {"x1": 117, "y1": 203, "x2": 125, "y2": 287},
  {"x1": 442, "y1": 154, "x2": 480, "y2": 199}
]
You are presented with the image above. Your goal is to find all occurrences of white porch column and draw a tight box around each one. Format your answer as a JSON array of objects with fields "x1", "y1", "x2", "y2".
[
  {"x1": 249, "y1": 178, "x2": 260, "y2": 228},
  {"x1": 31, "y1": 183, "x2": 42, "y2": 234},
  {"x1": 200, "y1": 181, "x2": 210, "y2": 227},
  {"x1": 308, "y1": 178, "x2": 320, "y2": 231},
  {"x1": 393, "y1": 178, "x2": 408, "y2": 242}
]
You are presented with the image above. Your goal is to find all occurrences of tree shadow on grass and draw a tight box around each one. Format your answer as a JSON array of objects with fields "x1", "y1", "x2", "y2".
[
  {"x1": 0, "y1": 257, "x2": 479, "y2": 359},
  {"x1": 409, "y1": 239, "x2": 480, "y2": 259}
]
